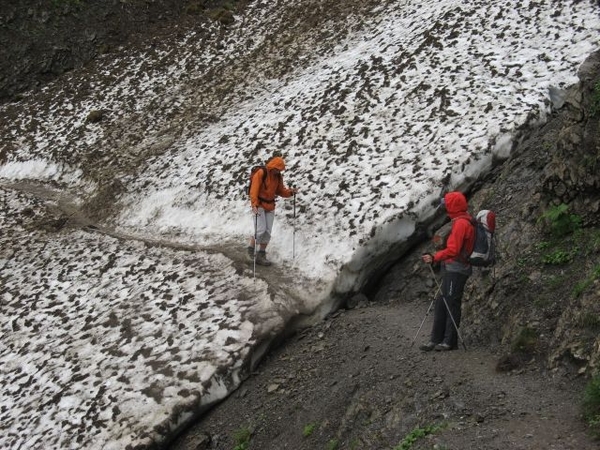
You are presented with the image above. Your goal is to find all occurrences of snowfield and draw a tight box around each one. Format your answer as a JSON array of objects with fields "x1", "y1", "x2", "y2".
[{"x1": 1, "y1": 0, "x2": 599, "y2": 448}]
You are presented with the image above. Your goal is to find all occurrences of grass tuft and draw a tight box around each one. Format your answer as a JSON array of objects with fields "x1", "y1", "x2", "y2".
[
  {"x1": 393, "y1": 423, "x2": 444, "y2": 450},
  {"x1": 233, "y1": 426, "x2": 251, "y2": 450}
]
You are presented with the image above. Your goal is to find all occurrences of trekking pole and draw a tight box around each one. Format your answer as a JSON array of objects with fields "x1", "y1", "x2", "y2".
[
  {"x1": 427, "y1": 264, "x2": 468, "y2": 351},
  {"x1": 292, "y1": 190, "x2": 296, "y2": 259},
  {"x1": 410, "y1": 283, "x2": 441, "y2": 347},
  {"x1": 253, "y1": 211, "x2": 258, "y2": 280}
]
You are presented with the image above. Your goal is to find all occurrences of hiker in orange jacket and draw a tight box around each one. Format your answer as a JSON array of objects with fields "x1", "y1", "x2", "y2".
[
  {"x1": 420, "y1": 191, "x2": 475, "y2": 351},
  {"x1": 247, "y1": 155, "x2": 298, "y2": 266}
]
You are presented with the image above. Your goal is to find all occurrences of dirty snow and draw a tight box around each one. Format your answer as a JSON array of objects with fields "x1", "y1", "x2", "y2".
[{"x1": 1, "y1": 0, "x2": 599, "y2": 448}]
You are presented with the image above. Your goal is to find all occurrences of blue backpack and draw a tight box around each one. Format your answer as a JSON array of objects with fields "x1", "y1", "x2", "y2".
[
  {"x1": 433, "y1": 210, "x2": 497, "y2": 267},
  {"x1": 467, "y1": 210, "x2": 497, "y2": 267}
]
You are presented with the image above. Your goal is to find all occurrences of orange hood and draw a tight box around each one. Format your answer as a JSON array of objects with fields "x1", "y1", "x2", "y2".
[{"x1": 266, "y1": 156, "x2": 285, "y2": 171}]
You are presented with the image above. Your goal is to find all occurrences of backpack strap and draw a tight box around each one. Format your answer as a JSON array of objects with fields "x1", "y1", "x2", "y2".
[
  {"x1": 453, "y1": 216, "x2": 475, "y2": 264},
  {"x1": 260, "y1": 166, "x2": 268, "y2": 186},
  {"x1": 257, "y1": 167, "x2": 276, "y2": 204}
]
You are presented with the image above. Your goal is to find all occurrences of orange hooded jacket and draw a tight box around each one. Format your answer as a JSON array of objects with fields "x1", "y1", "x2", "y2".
[{"x1": 249, "y1": 156, "x2": 294, "y2": 211}]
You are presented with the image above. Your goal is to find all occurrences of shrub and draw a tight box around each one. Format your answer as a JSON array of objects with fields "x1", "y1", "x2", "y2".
[
  {"x1": 303, "y1": 423, "x2": 316, "y2": 437},
  {"x1": 542, "y1": 248, "x2": 575, "y2": 265},
  {"x1": 538, "y1": 204, "x2": 581, "y2": 238},
  {"x1": 393, "y1": 423, "x2": 444, "y2": 450},
  {"x1": 233, "y1": 426, "x2": 251, "y2": 450}
]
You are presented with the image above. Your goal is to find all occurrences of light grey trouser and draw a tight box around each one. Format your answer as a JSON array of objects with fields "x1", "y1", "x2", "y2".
[{"x1": 252, "y1": 208, "x2": 275, "y2": 244}]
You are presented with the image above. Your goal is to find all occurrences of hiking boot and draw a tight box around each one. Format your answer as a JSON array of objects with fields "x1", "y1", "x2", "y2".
[
  {"x1": 434, "y1": 343, "x2": 454, "y2": 352},
  {"x1": 255, "y1": 251, "x2": 272, "y2": 266},
  {"x1": 419, "y1": 342, "x2": 437, "y2": 352},
  {"x1": 247, "y1": 246, "x2": 255, "y2": 260}
]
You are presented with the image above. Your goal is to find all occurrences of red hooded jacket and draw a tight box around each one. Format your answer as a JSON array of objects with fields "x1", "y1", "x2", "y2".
[
  {"x1": 433, "y1": 191, "x2": 475, "y2": 268},
  {"x1": 249, "y1": 156, "x2": 294, "y2": 211}
]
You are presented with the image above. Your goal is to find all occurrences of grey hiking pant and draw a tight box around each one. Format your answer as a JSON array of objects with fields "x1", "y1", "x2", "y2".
[
  {"x1": 430, "y1": 270, "x2": 469, "y2": 348},
  {"x1": 252, "y1": 208, "x2": 275, "y2": 244}
]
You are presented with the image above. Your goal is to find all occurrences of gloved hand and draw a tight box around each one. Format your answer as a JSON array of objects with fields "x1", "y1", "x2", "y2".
[{"x1": 421, "y1": 253, "x2": 434, "y2": 265}]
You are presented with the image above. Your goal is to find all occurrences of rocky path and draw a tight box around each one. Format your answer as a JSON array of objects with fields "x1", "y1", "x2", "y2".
[{"x1": 168, "y1": 296, "x2": 595, "y2": 450}]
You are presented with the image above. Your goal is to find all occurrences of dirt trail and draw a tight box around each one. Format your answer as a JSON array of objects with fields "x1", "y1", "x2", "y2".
[{"x1": 168, "y1": 296, "x2": 595, "y2": 450}]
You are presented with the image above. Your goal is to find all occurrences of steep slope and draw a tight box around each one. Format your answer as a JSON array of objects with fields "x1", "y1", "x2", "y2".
[
  {"x1": 1, "y1": 1, "x2": 599, "y2": 449},
  {"x1": 170, "y1": 51, "x2": 600, "y2": 450},
  {"x1": 0, "y1": 0, "x2": 235, "y2": 101}
]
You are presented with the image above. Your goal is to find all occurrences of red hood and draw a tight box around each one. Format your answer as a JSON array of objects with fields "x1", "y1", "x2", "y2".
[
  {"x1": 266, "y1": 156, "x2": 285, "y2": 171},
  {"x1": 444, "y1": 191, "x2": 468, "y2": 219}
]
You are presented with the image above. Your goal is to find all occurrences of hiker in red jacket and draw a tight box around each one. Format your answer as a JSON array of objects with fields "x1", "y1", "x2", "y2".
[
  {"x1": 420, "y1": 191, "x2": 475, "y2": 351},
  {"x1": 247, "y1": 155, "x2": 297, "y2": 266}
]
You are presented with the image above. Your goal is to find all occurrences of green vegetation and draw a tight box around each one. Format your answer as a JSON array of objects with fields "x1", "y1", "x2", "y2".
[
  {"x1": 535, "y1": 205, "x2": 586, "y2": 265},
  {"x1": 233, "y1": 426, "x2": 251, "y2": 450},
  {"x1": 538, "y1": 204, "x2": 582, "y2": 238},
  {"x1": 535, "y1": 241, "x2": 551, "y2": 250},
  {"x1": 325, "y1": 438, "x2": 339, "y2": 450},
  {"x1": 573, "y1": 265, "x2": 600, "y2": 297},
  {"x1": 542, "y1": 248, "x2": 576, "y2": 265},
  {"x1": 535, "y1": 239, "x2": 575, "y2": 266},
  {"x1": 303, "y1": 423, "x2": 316, "y2": 437},
  {"x1": 393, "y1": 423, "x2": 444, "y2": 450},
  {"x1": 582, "y1": 375, "x2": 600, "y2": 439},
  {"x1": 516, "y1": 255, "x2": 531, "y2": 268}
]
